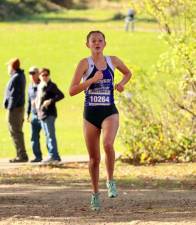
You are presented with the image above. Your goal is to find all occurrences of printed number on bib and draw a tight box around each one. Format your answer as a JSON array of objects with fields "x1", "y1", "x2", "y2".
[{"x1": 90, "y1": 96, "x2": 110, "y2": 103}]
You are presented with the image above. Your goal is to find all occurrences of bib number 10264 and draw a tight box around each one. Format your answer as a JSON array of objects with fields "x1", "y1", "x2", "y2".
[{"x1": 90, "y1": 96, "x2": 110, "y2": 103}]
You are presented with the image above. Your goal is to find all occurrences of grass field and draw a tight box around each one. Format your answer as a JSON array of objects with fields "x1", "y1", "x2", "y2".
[{"x1": 0, "y1": 9, "x2": 168, "y2": 159}]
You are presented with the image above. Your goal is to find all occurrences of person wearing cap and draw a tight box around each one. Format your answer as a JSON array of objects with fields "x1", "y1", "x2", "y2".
[
  {"x1": 35, "y1": 68, "x2": 64, "y2": 163},
  {"x1": 27, "y1": 67, "x2": 42, "y2": 162},
  {"x1": 4, "y1": 58, "x2": 28, "y2": 163}
]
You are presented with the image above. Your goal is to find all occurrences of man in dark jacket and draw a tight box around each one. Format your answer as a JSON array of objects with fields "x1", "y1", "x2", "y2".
[{"x1": 4, "y1": 58, "x2": 28, "y2": 162}]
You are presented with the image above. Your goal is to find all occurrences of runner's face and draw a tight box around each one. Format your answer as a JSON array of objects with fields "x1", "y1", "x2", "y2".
[{"x1": 87, "y1": 33, "x2": 106, "y2": 53}]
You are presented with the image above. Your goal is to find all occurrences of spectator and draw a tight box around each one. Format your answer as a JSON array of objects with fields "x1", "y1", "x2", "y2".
[
  {"x1": 4, "y1": 58, "x2": 28, "y2": 163},
  {"x1": 35, "y1": 68, "x2": 64, "y2": 163},
  {"x1": 125, "y1": 8, "x2": 135, "y2": 32},
  {"x1": 27, "y1": 66, "x2": 42, "y2": 162}
]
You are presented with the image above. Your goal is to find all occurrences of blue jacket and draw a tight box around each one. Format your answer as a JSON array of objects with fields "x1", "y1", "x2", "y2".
[
  {"x1": 27, "y1": 83, "x2": 39, "y2": 116},
  {"x1": 4, "y1": 69, "x2": 26, "y2": 110}
]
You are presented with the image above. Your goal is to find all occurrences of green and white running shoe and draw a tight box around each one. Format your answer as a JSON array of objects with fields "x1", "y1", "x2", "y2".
[
  {"x1": 106, "y1": 180, "x2": 118, "y2": 198},
  {"x1": 90, "y1": 193, "x2": 100, "y2": 211}
]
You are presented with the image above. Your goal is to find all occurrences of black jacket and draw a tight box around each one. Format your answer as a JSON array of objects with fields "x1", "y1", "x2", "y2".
[
  {"x1": 4, "y1": 69, "x2": 26, "y2": 110},
  {"x1": 37, "y1": 80, "x2": 64, "y2": 120}
]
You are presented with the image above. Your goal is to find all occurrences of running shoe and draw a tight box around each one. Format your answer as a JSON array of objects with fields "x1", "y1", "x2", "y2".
[
  {"x1": 106, "y1": 180, "x2": 118, "y2": 198},
  {"x1": 90, "y1": 192, "x2": 100, "y2": 211}
]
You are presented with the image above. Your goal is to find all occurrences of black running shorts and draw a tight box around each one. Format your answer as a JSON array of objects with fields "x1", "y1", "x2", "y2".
[{"x1": 83, "y1": 104, "x2": 119, "y2": 129}]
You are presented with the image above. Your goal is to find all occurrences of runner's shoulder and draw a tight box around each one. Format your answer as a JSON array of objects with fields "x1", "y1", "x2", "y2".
[
  {"x1": 109, "y1": 56, "x2": 120, "y2": 67},
  {"x1": 78, "y1": 58, "x2": 89, "y2": 70}
]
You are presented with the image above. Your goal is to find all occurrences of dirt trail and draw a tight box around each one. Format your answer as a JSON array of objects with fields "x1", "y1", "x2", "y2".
[
  {"x1": 0, "y1": 162, "x2": 196, "y2": 225},
  {"x1": 0, "y1": 183, "x2": 196, "y2": 225}
]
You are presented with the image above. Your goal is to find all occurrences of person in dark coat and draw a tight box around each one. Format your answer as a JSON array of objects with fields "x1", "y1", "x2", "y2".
[
  {"x1": 4, "y1": 58, "x2": 28, "y2": 162},
  {"x1": 35, "y1": 68, "x2": 64, "y2": 163}
]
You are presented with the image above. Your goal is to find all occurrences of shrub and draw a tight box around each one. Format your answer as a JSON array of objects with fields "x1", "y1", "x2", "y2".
[{"x1": 118, "y1": 0, "x2": 196, "y2": 164}]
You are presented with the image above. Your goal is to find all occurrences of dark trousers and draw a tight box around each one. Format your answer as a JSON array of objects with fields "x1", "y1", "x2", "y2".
[
  {"x1": 8, "y1": 106, "x2": 28, "y2": 159},
  {"x1": 31, "y1": 114, "x2": 42, "y2": 159}
]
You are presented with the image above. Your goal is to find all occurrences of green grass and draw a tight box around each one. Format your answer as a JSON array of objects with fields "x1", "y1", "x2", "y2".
[{"x1": 0, "y1": 9, "x2": 167, "y2": 159}]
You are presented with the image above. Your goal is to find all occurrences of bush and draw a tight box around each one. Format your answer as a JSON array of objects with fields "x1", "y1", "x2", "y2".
[
  {"x1": 112, "y1": 12, "x2": 125, "y2": 20},
  {"x1": 0, "y1": 0, "x2": 75, "y2": 20},
  {"x1": 118, "y1": 0, "x2": 196, "y2": 164},
  {"x1": 50, "y1": 0, "x2": 73, "y2": 8},
  {"x1": 118, "y1": 66, "x2": 196, "y2": 164}
]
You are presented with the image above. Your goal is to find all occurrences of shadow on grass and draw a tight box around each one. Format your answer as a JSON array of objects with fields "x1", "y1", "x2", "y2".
[
  {"x1": 1, "y1": 15, "x2": 158, "y2": 24},
  {"x1": 1, "y1": 15, "x2": 120, "y2": 24},
  {"x1": 0, "y1": 163, "x2": 195, "y2": 190},
  {"x1": 136, "y1": 17, "x2": 157, "y2": 23}
]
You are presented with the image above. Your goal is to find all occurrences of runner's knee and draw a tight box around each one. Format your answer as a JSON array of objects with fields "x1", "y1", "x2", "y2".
[
  {"x1": 89, "y1": 156, "x2": 100, "y2": 167},
  {"x1": 103, "y1": 141, "x2": 114, "y2": 153}
]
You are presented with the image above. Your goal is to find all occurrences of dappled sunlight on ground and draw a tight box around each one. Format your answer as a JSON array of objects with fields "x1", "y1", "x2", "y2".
[{"x1": 0, "y1": 162, "x2": 196, "y2": 224}]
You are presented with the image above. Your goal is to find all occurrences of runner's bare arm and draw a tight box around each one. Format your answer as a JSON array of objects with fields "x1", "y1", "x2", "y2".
[
  {"x1": 112, "y1": 56, "x2": 132, "y2": 87},
  {"x1": 69, "y1": 59, "x2": 103, "y2": 96}
]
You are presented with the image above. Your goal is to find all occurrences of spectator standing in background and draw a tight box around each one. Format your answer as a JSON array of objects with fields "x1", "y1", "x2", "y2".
[
  {"x1": 4, "y1": 58, "x2": 28, "y2": 163},
  {"x1": 35, "y1": 68, "x2": 64, "y2": 163},
  {"x1": 125, "y1": 8, "x2": 135, "y2": 32},
  {"x1": 27, "y1": 66, "x2": 43, "y2": 163}
]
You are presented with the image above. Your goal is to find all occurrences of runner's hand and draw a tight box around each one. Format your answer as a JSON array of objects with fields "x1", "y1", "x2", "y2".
[
  {"x1": 115, "y1": 83, "x2": 124, "y2": 92},
  {"x1": 92, "y1": 71, "x2": 103, "y2": 83}
]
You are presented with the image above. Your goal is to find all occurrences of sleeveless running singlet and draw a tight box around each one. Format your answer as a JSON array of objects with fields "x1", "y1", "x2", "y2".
[{"x1": 83, "y1": 56, "x2": 115, "y2": 107}]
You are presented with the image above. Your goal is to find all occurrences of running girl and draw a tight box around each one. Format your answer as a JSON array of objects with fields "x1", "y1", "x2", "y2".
[{"x1": 69, "y1": 30, "x2": 132, "y2": 211}]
